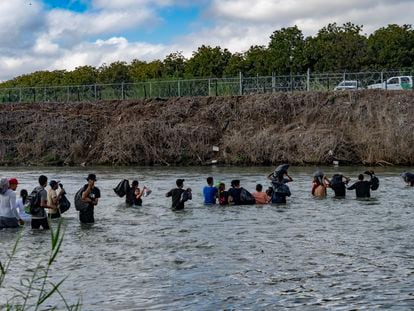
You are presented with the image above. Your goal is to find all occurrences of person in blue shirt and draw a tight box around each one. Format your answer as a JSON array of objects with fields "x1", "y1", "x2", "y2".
[{"x1": 203, "y1": 177, "x2": 217, "y2": 204}]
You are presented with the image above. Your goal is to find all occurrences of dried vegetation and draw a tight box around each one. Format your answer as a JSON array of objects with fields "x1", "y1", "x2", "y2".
[{"x1": 0, "y1": 90, "x2": 413, "y2": 166}]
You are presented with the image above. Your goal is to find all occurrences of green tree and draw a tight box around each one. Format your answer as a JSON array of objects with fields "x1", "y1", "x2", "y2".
[
  {"x1": 243, "y1": 45, "x2": 271, "y2": 76},
  {"x1": 305, "y1": 22, "x2": 368, "y2": 72},
  {"x1": 268, "y1": 26, "x2": 306, "y2": 74},
  {"x1": 98, "y1": 61, "x2": 131, "y2": 83},
  {"x1": 223, "y1": 52, "x2": 246, "y2": 76},
  {"x1": 185, "y1": 45, "x2": 231, "y2": 77},
  {"x1": 62, "y1": 66, "x2": 98, "y2": 85},
  {"x1": 367, "y1": 24, "x2": 414, "y2": 69},
  {"x1": 163, "y1": 52, "x2": 186, "y2": 78},
  {"x1": 129, "y1": 59, "x2": 164, "y2": 81}
]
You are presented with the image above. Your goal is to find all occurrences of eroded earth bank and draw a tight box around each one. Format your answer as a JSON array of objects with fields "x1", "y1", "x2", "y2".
[{"x1": 1, "y1": 90, "x2": 413, "y2": 166}]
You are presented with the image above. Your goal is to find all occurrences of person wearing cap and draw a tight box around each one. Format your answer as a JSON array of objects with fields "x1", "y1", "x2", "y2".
[
  {"x1": 166, "y1": 179, "x2": 191, "y2": 210},
  {"x1": 80, "y1": 174, "x2": 101, "y2": 223},
  {"x1": 47, "y1": 180, "x2": 65, "y2": 219},
  {"x1": 0, "y1": 178, "x2": 24, "y2": 229},
  {"x1": 31, "y1": 175, "x2": 53, "y2": 230}
]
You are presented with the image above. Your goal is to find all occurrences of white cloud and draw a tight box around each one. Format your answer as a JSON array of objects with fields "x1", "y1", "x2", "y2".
[
  {"x1": 92, "y1": 0, "x2": 189, "y2": 10},
  {"x1": 0, "y1": 0, "x2": 45, "y2": 52},
  {"x1": 46, "y1": 8, "x2": 159, "y2": 43},
  {"x1": 207, "y1": 0, "x2": 414, "y2": 35},
  {"x1": 0, "y1": 0, "x2": 413, "y2": 82}
]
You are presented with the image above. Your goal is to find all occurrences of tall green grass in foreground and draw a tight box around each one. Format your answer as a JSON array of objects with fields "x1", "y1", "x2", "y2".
[{"x1": 0, "y1": 221, "x2": 81, "y2": 310}]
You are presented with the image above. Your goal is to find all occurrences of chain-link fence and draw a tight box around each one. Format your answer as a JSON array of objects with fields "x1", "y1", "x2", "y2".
[{"x1": 1, "y1": 70, "x2": 413, "y2": 103}]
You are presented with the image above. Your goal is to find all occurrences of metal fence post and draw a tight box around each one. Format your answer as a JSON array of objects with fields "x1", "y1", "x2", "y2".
[
  {"x1": 121, "y1": 82, "x2": 124, "y2": 100},
  {"x1": 149, "y1": 82, "x2": 152, "y2": 98},
  {"x1": 307, "y1": 68, "x2": 310, "y2": 91},
  {"x1": 272, "y1": 72, "x2": 275, "y2": 93},
  {"x1": 239, "y1": 72, "x2": 243, "y2": 96},
  {"x1": 178, "y1": 80, "x2": 181, "y2": 97},
  {"x1": 44, "y1": 87, "x2": 46, "y2": 102},
  {"x1": 208, "y1": 78, "x2": 211, "y2": 96},
  {"x1": 67, "y1": 86, "x2": 70, "y2": 102},
  {"x1": 19, "y1": 88, "x2": 22, "y2": 103}
]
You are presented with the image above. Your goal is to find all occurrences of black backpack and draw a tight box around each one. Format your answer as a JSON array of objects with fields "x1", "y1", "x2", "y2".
[
  {"x1": 370, "y1": 175, "x2": 379, "y2": 191},
  {"x1": 114, "y1": 179, "x2": 130, "y2": 198},
  {"x1": 180, "y1": 189, "x2": 192, "y2": 203},
  {"x1": 74, "y1": 187, "x2": 89, "y2": 212},
  {"x1": 58, "y1": 194, "x2": 71, "y2": 214},
  {"x1": 240, "y1": 188, "x2": 256, "y2": 205},
  {"x1": 330, "y1": 174, "x2": 344, "y2": 190},
  {"x1": 28, "y1": 188, "x2": 42, "y2": 215}
]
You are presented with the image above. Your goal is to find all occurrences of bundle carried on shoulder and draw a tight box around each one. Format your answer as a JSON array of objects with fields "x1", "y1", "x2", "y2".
[
  {"x1": 365, "y1": 171, "x2": 379, "y2": 191},
  {"x1": 273, "y1": 164, "x2": 289, "y2": 178},
  {"x1": 74, "y1": 187, "x2": 89, "y2": 212},
  {"x1": 114, "y1": 179, "x2": 130, "y2": 198},
  {"x1": 0, "y1": 178, "x2": 9, "y2": 195},
  {"x1": 401, "y1": 172, "x2": 414, "y2": 183}
]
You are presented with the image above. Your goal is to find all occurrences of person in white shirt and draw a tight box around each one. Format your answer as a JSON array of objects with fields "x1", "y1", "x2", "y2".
[
  {"x1": 16, "y1": 189, "x2": 31, "y2": 223},
  {"x1": 0, "y1": 178, "x2": 24, "y2": 229}
]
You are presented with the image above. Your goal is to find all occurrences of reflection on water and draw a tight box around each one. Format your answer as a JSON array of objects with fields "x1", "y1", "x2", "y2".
[{"x1": 0, "y1": 166, "x2": 413, "y2": 310}]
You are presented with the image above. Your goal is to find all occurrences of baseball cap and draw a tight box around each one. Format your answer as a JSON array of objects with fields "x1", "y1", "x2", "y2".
[
  {"x1": 176, "y1": 179, "x2": 185, "y2": 186},
  {"x1": 86, "y1": 173, "x2": 97, "y2": 181},
  {"x1": 9, "y1": 178, "x2": 18, "y2": 185},
  {"x1": 49, "y1": 180, "x2": 60, "y2": 187}
]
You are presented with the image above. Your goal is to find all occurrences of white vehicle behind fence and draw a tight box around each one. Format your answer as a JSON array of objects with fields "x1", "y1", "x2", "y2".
[
  {"x1": 334, "y1": 80, "x2": 361, "y2": 90},
  {"x1": 367, "y1": 76, "x2": 413, "y2": 90}
]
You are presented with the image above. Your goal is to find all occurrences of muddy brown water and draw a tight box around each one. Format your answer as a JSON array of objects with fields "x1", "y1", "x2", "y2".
[{"x1": 0, "y1": 166, "x2": 413, "y2": 310}]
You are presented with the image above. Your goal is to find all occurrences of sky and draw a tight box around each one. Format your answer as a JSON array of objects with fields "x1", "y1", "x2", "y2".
[{"x1": 0, "y1": 0, "x2": 413, "y2": 81}]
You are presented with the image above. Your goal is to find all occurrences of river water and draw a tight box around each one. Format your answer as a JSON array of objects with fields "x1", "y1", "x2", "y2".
[{"x1": 0, "y1": 166, "x2": 413, "y2": 310}]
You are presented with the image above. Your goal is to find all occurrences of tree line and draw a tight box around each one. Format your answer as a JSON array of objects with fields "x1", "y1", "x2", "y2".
[{"x1": 1, "y1": 23, "x2": 414, "y2": 88}]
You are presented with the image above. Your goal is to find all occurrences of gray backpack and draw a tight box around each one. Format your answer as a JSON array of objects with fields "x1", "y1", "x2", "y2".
[{"x1": 0, "y1": 178, "x2": 9, "y2": 195}]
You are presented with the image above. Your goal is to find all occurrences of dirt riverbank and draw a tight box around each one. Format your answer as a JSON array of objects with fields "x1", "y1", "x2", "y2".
[{"x1": 0, "y1": 90, "x2": 413, "y2": 166}]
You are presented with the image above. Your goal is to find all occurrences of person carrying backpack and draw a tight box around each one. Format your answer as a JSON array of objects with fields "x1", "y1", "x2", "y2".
[
  {"x1": 79, "y1": 174, "x2": 101, "y2": 224},
  {"x1": 30, "y1": 175, "x2": 53, "y2": 230},
  {"x1": 166, "y1": 179, "x2": 191, "y2": 210},
  {"x1": 347, "y1": 171, "x2": 379, "y2": 198}
]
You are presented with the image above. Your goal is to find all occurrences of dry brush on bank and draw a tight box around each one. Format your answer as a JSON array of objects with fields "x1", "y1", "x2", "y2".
[{"x1": 0, "y1": 90, "x2": 413, "y2": 166}]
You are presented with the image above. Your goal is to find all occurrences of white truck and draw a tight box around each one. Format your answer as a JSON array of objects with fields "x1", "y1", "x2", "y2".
[{"x1": 367, "y1": 76, "x2": 413, "y2": 90}]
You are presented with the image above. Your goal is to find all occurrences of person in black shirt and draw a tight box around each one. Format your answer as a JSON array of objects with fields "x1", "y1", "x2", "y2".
[
  {"x1": 329, "y1": 174, "x2": 350, "y2": 197},
  {"x1": 125, "y1": 180, "x2": 138, "y2": 206},
  {"x1": 80, "y1": 174, "x2": 101, "y2": 223},
  {"x1": 166, "y1": 179, "x2": 191, "y2": 210},
  {"x1": 228, "y1": 180, "x2": 242, "y2": 205},
  {"x1": 347, "y1": 174, "x2": 372, "y2": 198}
]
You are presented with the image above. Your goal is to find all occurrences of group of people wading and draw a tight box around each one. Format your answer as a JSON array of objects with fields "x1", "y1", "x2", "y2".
[
  {"x1": 0, "y1": 174, "x2": 100, "y2": 229},
  {"x1": 1, "y1": 166, "x2": 413, "y2": 230}
]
